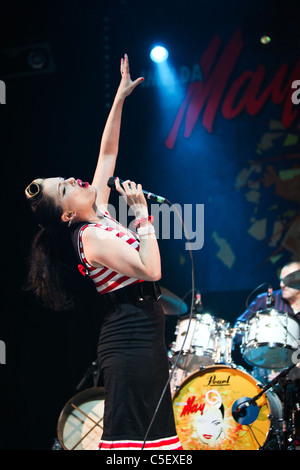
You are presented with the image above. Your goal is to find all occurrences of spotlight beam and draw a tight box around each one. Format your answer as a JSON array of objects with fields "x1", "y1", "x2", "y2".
[{"x1": 150, "y1": 46, "x2": 169, "y2": 63}]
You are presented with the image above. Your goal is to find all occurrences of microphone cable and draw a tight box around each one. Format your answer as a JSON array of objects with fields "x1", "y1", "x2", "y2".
[
  {"x1": 106, "y1": 177, "x2": 198, "y2": 449},
  {"x1": 245, "y1": 282, "x2": 268, "y2": 314},
  {"x1": 141, "y1": 201, "x2": 196, "y2": 450}
]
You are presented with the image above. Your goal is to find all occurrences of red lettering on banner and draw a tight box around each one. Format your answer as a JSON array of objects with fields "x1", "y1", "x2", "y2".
[
  {"x1": 165, "y1": 29, "x2": 300, "y2": 149},
  {"x1": 222, "y1": 62, "x2": 299, "y2": 124},
  {"x1": 180, "y1": 396, "x2": 205, "y2": 417}
]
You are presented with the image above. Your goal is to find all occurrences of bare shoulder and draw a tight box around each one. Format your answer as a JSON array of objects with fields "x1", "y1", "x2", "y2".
[
  {"x1": 80, "y1": 225, "x2": 114, "y2": 268},
  {"x1": 81, "y1": 224, "x2": 113, "y2": 244}
]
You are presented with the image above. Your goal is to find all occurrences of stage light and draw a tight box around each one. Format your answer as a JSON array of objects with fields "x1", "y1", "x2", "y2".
[
  {"x1": 260, "y1": 35, "x2": 271, "y2": 45},
  {"x1": 27, "y1": 49, "x2": 48, "y2": 70},
  {"x1": 150, "y1": 46, "x2": 169, "y2": 63}
]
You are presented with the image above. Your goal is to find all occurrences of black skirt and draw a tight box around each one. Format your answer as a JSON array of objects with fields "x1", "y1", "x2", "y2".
[{"x1": 96, "y1": 283, "x2": 182, "y2": 450}]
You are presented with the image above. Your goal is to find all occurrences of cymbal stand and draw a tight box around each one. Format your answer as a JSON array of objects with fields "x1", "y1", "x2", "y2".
[{"x1": 75, "y1": 360, "x2": 100, "y2": 391}]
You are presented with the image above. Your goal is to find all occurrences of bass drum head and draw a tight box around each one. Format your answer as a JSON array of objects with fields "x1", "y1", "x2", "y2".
[
  {"x1": 172, "y1": 365, "x2": 281, "y2": 450},
  {"x1": 57, "y1": 387, "x2": 105, "y2": 450}
]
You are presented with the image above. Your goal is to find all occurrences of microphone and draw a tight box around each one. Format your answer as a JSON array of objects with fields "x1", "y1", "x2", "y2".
[
  {"x1": 232, "y1": 397, "x2": 259, "y2": 425},
  {"x1": 107, "y1": 177, "x2": 170, "y2": 204},
  {"x1": 194, "y1": 290, "x2": 204, "y2": 314},
  {"x1": 266, "y1": 285, "x2": 274, "y2": 308}
]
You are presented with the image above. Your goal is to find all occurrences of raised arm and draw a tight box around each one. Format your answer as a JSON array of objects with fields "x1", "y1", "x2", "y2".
[
  {"x1": 92, "y1": 54, "x2": 144, "y2": 210},
  {"x1": 82, "y1": 179, "x2": 161, "y2": 282}
]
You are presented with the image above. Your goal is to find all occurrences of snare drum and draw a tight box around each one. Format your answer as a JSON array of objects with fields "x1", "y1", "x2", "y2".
[
  {"x1": 171, "y1": 314, "x2": 234, "y2": 371},
  {"x1": 172, "y1": 365, "x2": 282, "y2": 450},
  {"x1": 238, "y1": 309, "x2": 300, "y2": 369},
  {"x1": 57, "y1": 387, "x2": 105, "y2": 450},
  {"x1": 171, "y1": 314, "x2": 216, "y2": 371}
]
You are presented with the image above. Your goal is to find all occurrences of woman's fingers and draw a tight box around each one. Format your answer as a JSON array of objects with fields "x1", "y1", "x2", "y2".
[
  {"x1": 119, "y1": 54, "x2": 144, "y2": 95},
  {"x1": 120, "y1": 53, "x2": 129, "y2": 76},
  {"x1": 115, "y1": 179, "x2": 147, "y2": 211},
  {"x1": 129, "y1": 181, "x2": 137, "y2": 194},
  {"x1": 131, "y1": 76, "x2": 145, "y2": 89},
  {"x1": 123, "y1": 53, "x2": 129, "y2": 75},
  {"x1": 115, "y1": 179, "x2": 134, "y2": 196},
  {"x1": 122, "y1": 180, "x2": 138, "y2": 197},
  {"x1": 115, "y1": 177, "x2": 126, "y2": 195}
]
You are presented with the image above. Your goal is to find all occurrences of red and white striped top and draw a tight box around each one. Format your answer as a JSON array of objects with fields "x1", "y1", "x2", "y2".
[{"x1": 76, "y1": 216, "x2": 142, "y2": 295}]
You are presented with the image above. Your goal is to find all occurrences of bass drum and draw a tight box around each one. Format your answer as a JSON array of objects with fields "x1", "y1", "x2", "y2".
[
  {"x1": 57, "y1": 387, "x2": 105, "y2": 450},
  {"x1": 172, "y1": 365, "x2": 282, "y2": 450}
]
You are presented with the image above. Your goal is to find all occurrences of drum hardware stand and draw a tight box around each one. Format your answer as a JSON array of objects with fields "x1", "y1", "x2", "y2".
[
  {"x1": 232, "y1": 362, "x2": 298, "y2": 450},
  {"x1": 278, "y1": 375, "x2": 300, "y2": 450},
  {"x1": 278, "y1": 375, "x2": 289, "y2": 450},
  {"x1": 76, "y1": 360, "x2": 100, "y2": 391},
  {"x1": 288, "y1": 402, "x2": 300, "y2": 450},
  {"x1": 266, "y1": 285, "x2": 274, "y2": 308}
]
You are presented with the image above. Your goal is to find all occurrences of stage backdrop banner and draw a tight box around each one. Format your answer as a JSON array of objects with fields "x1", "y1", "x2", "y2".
[{"x1": 125, "y1": 27, "x2": 300, "y2": 296}]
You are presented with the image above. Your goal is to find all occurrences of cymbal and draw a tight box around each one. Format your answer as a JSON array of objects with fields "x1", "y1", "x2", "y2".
[
  {"x1": 160, "y1": 287, "x2": 188, "y2": 316},
  {"x1": 282, "y1": 269, "x2": 300, "y2": 290}
]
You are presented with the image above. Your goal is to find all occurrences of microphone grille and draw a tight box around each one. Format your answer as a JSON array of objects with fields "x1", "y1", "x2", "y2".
[{"x1": 107, "y1": 176, "x2": 116, "y2": 189}]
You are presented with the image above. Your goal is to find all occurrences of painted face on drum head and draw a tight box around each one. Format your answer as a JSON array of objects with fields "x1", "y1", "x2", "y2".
[{"x1": 194, "y1": 405, "x2": 224, "y2": 444}]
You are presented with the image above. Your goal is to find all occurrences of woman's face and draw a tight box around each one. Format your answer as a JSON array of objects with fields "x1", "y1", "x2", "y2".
[{"x1": 43, "y1": 177, "x2": 96, "y2": 219}]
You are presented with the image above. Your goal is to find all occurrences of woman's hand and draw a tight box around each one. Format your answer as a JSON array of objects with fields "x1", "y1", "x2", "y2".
[
  {"x1": 117, "y1": 54, "x2": 144, "y2": 99},
  {"x1": 84, "y1": 176, "x2": 161, "y2": 281},
  {"x1": 115, "y1": 177, "x2": 148, "y2": 218}
]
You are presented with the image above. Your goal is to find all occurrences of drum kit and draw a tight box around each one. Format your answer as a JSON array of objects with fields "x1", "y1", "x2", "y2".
[
  {"x1": 166, "y1": 288, "x2": 300, "y2": 451},
  {"x1": 55, "y1": 284, "x2": 300, "y2": 451}
]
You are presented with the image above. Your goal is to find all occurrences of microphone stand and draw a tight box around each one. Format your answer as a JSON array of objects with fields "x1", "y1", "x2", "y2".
[
  {"x1": 247, "y1": 363, "x2": 297, "y2": 406},
  {"x1": 235, "y1": 362, "x2": 298, "y2": 449}
]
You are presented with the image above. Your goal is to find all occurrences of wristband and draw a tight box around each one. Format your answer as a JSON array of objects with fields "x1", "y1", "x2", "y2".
[
  {"x1": 137, "y1": 225, "x2": 156, "y2": 237},
  {"x1": 133, "y1": 215, "x2": 154, "y2": 229}
]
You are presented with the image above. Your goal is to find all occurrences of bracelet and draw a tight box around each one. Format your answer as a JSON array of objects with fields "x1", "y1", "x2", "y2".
[
  {"x1": 137, "y1": 225, "x2": 156, "y2": 237},
  {"x1": 133, "y1": 215, "x2": 154, "y2": 229}
]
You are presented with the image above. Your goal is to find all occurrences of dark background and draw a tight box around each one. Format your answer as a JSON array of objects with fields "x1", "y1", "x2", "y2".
[{"x1": 0, "y1": 0, "x2": 299, "y2": 449}]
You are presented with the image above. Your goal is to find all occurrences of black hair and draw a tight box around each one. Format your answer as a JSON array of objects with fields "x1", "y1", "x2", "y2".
[{"x1": 24, "y1": 179, "x2": 74, "y2": 311}]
